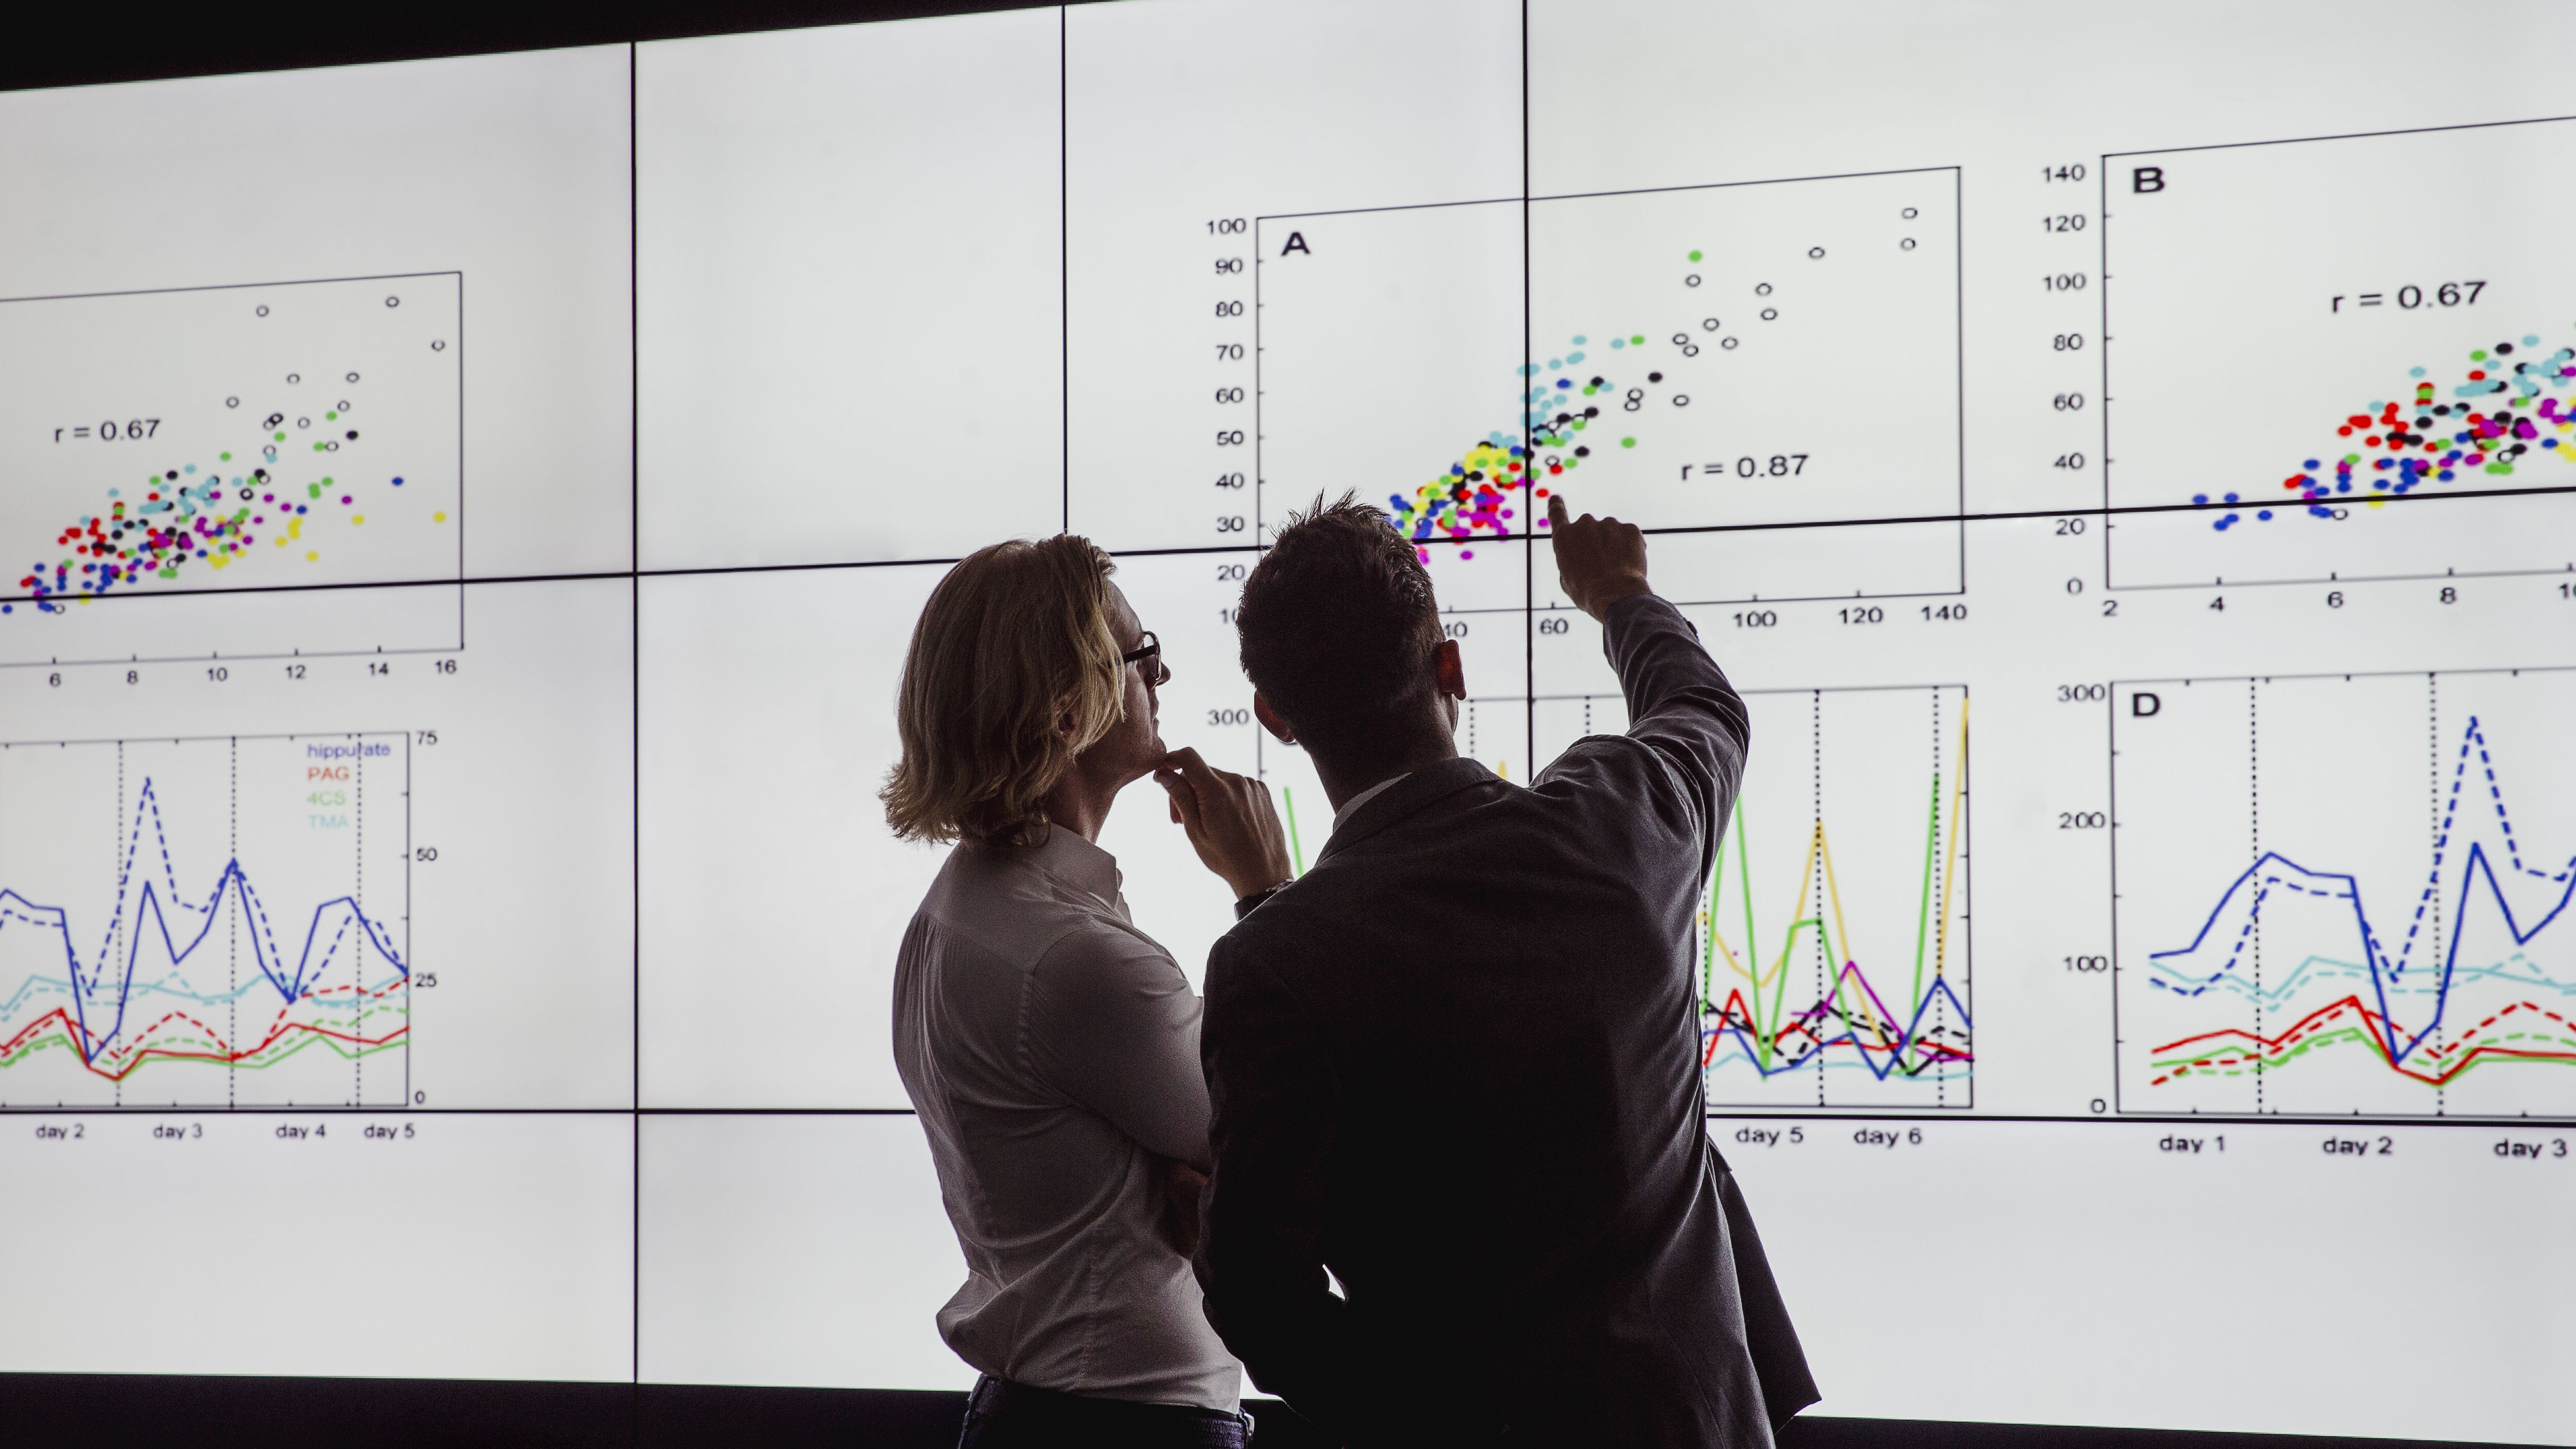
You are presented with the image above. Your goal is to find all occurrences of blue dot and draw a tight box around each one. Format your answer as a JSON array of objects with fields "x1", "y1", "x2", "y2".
[
  {"x1": 2192, "y1": 493, "x2": 2209, "y2": 504},
  {"x1": 1566, "y1": 351, "x2": 1584, "y2": 364},
  {"x1": 1571, "y1": 335, "x2": 1587, "y2": 345},
  {"x1": 2336, "y1": 481, "x2": 2351, "y2": 492},
  {"x1": 2410, "y1": 367, "x2": 2427, "y2": 378},
  {"x1": 391, "y1": 476, "x2": 404, "y2": 486},
  {"x1": 2256, "y1": 510, "x2": 2273, "y2": 520},
  {"x1": 2525, "y1": 335, "x2": 2541, "y2": 346},
  {"x1": 1610, "y1": 338, "x2": 1626, "y2": 349},
  {"x1": 1555, "y1": 378, "x2": 1572, "y2": 389},
  {"x1": 2223, "y1": 492, "x2": 2240, "y2": 503},
  {"x1": 2303, "y1": 459, "x2": 2319, "y2": 469},
  {"x1": 1548, "y1": 358, "x2": 1562, "y2": 370}
]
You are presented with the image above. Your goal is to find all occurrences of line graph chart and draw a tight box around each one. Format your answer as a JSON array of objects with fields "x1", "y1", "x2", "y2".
[
  {"x1": 0, "y1": 733, "x2": 409, "y2": 1108},
  {"x1": 2114, "y1": 671, "x2": 2576, "y2": 1117},
  {"x1": 1536, "y1": 683, "x2": 1970, "y2": 1108}
]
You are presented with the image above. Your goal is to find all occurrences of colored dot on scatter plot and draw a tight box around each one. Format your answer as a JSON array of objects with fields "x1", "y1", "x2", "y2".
[
  {"x1": 1688, "y1": 251, "x2": 1703, "y2": 263},
  {"x1": 1630, "y1": 335, "x2": 1645, "y2": 345},
  {"x1": 1621, "y1": 437, "x2": 1636, "y2": 448},
  {"x1": 434, "y1": 512, "x2": 448, "y2": 523}
]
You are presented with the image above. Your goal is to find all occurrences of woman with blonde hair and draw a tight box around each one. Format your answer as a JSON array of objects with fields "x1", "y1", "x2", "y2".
[{"x1": 885, "y1": 534, "x2": 1290, "y2": 1448}]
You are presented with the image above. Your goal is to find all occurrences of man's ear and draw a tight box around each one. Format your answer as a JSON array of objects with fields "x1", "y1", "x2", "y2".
[
  {"x1": 1434, "y1": 638, "x2": 1467, "y2": 702},
  {"x1": 1252, "y1": 692, "x2": 1297, "y2": 745}
]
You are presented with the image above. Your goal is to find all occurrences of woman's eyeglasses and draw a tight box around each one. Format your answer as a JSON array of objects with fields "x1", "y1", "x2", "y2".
[{"x1": 1120, "y1": 631, "x2": 1168, "y2": 688}]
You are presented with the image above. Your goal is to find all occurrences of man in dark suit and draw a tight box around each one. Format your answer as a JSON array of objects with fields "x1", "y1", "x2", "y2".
[{"x1": 1192, "y1": 492, "x2": 1817, "y2": 1446}]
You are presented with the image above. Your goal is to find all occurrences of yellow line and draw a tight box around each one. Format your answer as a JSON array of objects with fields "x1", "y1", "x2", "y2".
[
  {"x1": 1815, "y1": 824, "x2": 1894, "y2": 1044},
  {"x1": 1932, "y1": 702, "x2": 1968, "y2": 981}
]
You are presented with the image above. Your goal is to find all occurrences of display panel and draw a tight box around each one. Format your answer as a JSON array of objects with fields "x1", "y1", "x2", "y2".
[{"x1": 5, "y1": 3, "x2": 2575, "y2": 1444}]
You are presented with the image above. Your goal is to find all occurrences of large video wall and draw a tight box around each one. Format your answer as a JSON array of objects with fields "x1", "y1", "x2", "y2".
[{"x1": 0, "y1": 3, "x2": 2570, "y2": 1440}]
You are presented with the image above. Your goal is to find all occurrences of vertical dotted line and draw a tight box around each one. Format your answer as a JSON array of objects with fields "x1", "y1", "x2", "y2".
[
  {"x1": 2430, "y1": 674, "x2": 2444, "y2": 1117},
  {"x1": 1813, "y1": 691, "x2": 1826, "y2": 1109},
  {"x1": 2250, "y1": 680, "x2": 2263, "y2": 1114},
  {"x1": 1466, "y1": 699, "x2": 1478, "y2": 761},
  {"x1": 1930, "y1": 688, "x2": 1945, "y2": 1110}
]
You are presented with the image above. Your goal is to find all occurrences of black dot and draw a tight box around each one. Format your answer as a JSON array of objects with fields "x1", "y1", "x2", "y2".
[
  {"x1": 2416, "y1": 417, "x2": 2432, "y2": 428},
  {"x1": 1574, "y1": 446, "x2": 1591, "y2": 458},
  {"x1": 1589, "y1": 376, "x2": 1605, "y2": 386},
  {"x1": 346, "y1": 430, "x2": 358, "y2": 439},
  {"x1": 2496, "y1": 343, "x2": 2514, "y2": 354},
  {"x1": 165, "y1": 470, "x2": 177, "y2": 480},
  {"x1": 1647, "y1": 372, "x2": 1664, "y2": 383},
  {"x1": 1555, "y1": 412, "x2": 1572, "y2": 424},
  {"x1": 2434, "y1": 405, "x2": 2452, "y2": 416},
  {"x1": 1583, "y1": 406, "x2": 1600, "y2": 418}
]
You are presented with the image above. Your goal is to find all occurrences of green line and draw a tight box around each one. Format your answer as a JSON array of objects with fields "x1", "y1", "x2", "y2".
[
  {"x1": 1283, "y1": 787, "x2": 1306, "y2": 876},
  {"x1": 1702, "y1": 836, "x2": 1725, "y2": 1013},
  {"x1": 1907, "y1": 769, "x2": 1943, "y2": 1070}
]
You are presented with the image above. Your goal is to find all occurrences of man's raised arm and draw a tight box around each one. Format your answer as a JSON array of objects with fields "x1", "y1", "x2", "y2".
[{"x1": 1548, "y1": 494, "x2": 1750, "y2": 869}]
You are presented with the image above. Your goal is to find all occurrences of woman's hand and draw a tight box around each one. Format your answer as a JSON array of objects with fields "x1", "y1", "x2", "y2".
[{"x1": 1154, "y1": 747, "x2": 1293, "y2": 900}]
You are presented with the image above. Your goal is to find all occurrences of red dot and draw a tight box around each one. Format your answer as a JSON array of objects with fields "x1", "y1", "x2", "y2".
[
  {"x1": 2469, "y1": 370, "x2": 2486, "y2": 381},
  {"x1": 2337, "y1": 426, "x2": 2354, "y2": 436}
]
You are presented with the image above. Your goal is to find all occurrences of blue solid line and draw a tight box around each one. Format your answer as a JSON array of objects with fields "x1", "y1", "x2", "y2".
[
  {"x1": 3, "y1": 777, "x2": 407, "y2": 1065},
  {"x1": 2147, "y1": 717, "x2": 2575, "y2": 1069}
]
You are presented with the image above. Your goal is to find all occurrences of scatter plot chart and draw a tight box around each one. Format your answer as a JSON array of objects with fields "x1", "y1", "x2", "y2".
[
  {"x1": 0, "y1": 275, "x2": 464, "y2": 664},
  {"x1": 0, "y1": 733, "x2": 412, "y2": 1109},
  {"x1": 1255, "y1": 169, "x2": 1960, "y2": 601},
  {"x1": 2103, "y1": 119, "x2": 2576, "y2": 588},
  {"x1": 1534, "y1": 683, "x2": 1970, "y2": 1109},
  {"x1": 2112, "y1": 671, "x2": 2576, "y2": 1118}
]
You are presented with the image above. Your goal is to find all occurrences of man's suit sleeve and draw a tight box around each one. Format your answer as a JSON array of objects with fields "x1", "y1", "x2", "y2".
[
  {"x1": 1194, "y1": 934, "x2": 1360, "y2": 1431},
  {"x1": 1601, "y1": 591, "x2": 1750, "y2": 876}
]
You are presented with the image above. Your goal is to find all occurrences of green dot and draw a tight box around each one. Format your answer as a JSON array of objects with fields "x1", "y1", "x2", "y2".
[
  {"x1": 219, "y1": 452, "x2": 232, "y2": 462},
  {"x1": 1630, "y1": 335, "x2": 1646, "y2": 345},
  {"x1": 1688, "y1": 250, "x2": 1703, "y2": 263},
  {"x1": 2470, "y1": 350, "x2": 2488, "y2": 361},
  {"x1": 1621, "y1": 437, "x2": 1637, "y2": 448},
  {"x1": 325, "y1": 411, "x2": 337, "y2": 421},
  {"x1": 274, "y1": 431, "x2": 287, "y2": 442}
]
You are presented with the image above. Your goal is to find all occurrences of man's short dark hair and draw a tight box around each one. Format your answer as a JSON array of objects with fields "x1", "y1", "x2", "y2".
[{"x1": 1236, "y1": 493, "x2": 1445, "y2": 760}]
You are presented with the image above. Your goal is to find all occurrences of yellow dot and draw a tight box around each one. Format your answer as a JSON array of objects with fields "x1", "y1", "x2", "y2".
[
  {"x1": 433, "y1": 511, "x2": 448, "y2": 523},
  {"x1": 275, "y1": 538, "x2": 287, "y2": 547},
  {"x1": 352, "y1": 515, "x2": 365, "y2": 525},
  {"x1": 306, "y1": 550, "x2": 320, "y2": 561}
]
